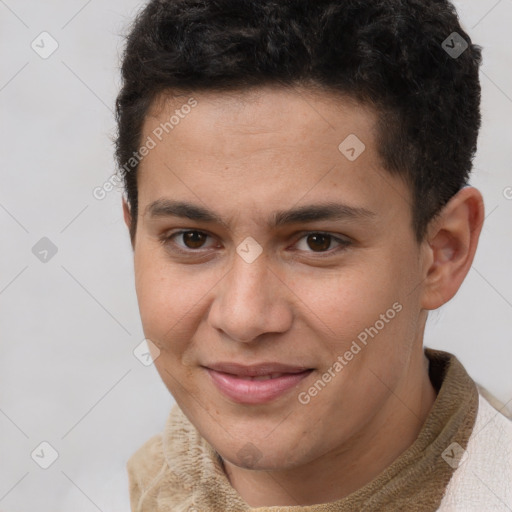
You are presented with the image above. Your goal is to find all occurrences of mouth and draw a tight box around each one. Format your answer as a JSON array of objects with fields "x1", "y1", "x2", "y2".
[{"x1": 203, "y1": 362, "x2": 314, "y2": 404}]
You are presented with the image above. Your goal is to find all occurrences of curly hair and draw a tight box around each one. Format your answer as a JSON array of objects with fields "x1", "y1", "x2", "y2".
[{"x1": 115, "y1": 0, "x2": 482, "y2": 242}]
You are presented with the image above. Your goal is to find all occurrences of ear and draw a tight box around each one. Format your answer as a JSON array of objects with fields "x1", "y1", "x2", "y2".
[
  {"x1": 122, "y1": 196, "x2": 131, "y2": 228},
  {"x1": 420, "y1": 186, "x2": 485, "y2": 310},
  {"x1": 122, "y1": 197, "x2": 135, "y2": 249}
]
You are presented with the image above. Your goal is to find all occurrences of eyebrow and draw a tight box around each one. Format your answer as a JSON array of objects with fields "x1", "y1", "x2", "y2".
[{"x1": 145, "y1": 199, "x2": 376, "y2": 228}]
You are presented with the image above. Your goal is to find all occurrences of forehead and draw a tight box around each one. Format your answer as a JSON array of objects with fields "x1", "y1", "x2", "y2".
[
  {"x1": 145, "y1": 85, "x2": 377, "y2": 151},
  {"x1": 137, "y1": 86, "x2": 410, "y2": 225}
]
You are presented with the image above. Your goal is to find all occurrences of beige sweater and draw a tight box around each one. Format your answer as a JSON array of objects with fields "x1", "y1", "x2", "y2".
[{"x1": 127, "y1": 349, "x2": 510, "y2": 511}]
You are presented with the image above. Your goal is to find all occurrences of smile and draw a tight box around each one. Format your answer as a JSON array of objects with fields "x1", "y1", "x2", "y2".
[{"x1": 204, "y1": 366, "x2": 314, "y2": 404}]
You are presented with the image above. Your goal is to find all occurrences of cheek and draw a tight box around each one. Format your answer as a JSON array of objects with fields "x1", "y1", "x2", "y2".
[
  {"x1": 134, "y1": 248, "x2": 185, "y2": 341},
  {"x1": 290, "y1": 263, "x2": 403, "y2": 340},
  {"x1": 133, "y1": 246, "x2": 217, "y2": 350}
]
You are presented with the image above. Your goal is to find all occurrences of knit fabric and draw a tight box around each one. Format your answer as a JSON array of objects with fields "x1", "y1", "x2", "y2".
[
  {"x1": 128, "y1": 348, "x2": 480, "y2": 511},
  {"x1": 438, "y1": 390, "x2": 512, "y2": 510}
]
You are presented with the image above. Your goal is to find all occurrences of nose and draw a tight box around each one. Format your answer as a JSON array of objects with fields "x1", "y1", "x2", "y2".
[{"x1": 207, "y1": 253, "x2": 293, "y2": 343}]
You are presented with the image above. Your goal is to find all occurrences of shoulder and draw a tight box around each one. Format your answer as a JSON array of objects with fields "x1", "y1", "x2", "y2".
[{"x1": 438, "y1": 391, "x2": 512, "y2": 511}]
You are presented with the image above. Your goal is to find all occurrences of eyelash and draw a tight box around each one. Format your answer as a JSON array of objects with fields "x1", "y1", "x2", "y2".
[{"x1": 159, "y1": 230, "x2": 352, "y2": 257}]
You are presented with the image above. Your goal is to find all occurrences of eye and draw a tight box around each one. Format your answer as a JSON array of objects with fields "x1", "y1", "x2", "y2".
[
  {"x1": 161, "y1": 230, "x2": 217, "y2": 252},
  {"x1": 160, "y1": 230, "x2": 351, "y2": 257},
  {"x1": 294, "y1": 232, "x2": 351, "y2": 254}
]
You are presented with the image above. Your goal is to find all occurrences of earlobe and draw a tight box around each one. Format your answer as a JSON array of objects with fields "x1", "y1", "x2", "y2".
[{"x1": 420, "y1": 187, "x2": 485, "y2": 310}]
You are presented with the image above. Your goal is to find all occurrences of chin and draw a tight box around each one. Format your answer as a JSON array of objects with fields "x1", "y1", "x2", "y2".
[{"x1": 214, "y1": 435, "x2": 312, "y2": 471}]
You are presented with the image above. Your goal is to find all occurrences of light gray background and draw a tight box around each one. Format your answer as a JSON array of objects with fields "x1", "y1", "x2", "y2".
[{"x1": 0, "y1": 1, "x2": 511, "y2": 510}]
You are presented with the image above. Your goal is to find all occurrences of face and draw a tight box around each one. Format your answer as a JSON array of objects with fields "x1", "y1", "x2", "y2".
[{"x1": 128, "y1": 86, "x2": 429, "y2": 470}]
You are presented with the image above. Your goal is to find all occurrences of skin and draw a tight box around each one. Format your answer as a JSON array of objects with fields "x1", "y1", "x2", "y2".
[{"x1": 123, "y1": 85, "x2": 484, "y2": 507}]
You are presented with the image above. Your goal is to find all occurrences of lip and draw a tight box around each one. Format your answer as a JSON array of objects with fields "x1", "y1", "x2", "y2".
[
  {"x1": 204, "y1": 362, "x2": 314, "y2": 404},
  {"x1": 206, "y1": 362, "x2": 311, "y2": 377}
]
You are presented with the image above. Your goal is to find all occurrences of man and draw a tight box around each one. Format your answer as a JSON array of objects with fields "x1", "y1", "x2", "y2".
[{"x1": 115, "y1": 0, "x2": 512, "y2": 510}]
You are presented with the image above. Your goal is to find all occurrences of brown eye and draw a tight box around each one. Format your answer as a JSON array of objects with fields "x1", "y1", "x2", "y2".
[
  {"x1": 294, "y1": 232, "x2": 351, "y2": 255},
  {"x1": 182, "y1": 231, "x2": 208, "y2": 249},
  {"x1": 306, "y1": 233, "x2": 333, "y2": 252},
  {"x1": 160, "y1": 229, "x2": 218, "y2": 255}
]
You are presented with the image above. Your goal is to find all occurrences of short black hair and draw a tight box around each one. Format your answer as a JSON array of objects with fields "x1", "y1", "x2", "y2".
[{"x1": 115, "y1": 0, "x2": 482, "y2": 243}]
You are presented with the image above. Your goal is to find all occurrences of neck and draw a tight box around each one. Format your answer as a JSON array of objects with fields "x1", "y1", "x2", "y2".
[{"x1": 221, "y1": 350, "x2": 437, "y2": 507}]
